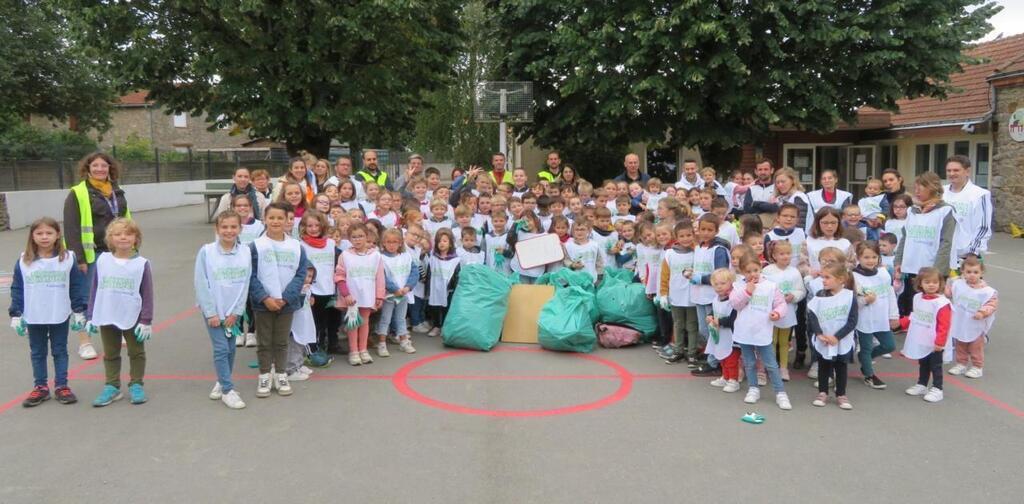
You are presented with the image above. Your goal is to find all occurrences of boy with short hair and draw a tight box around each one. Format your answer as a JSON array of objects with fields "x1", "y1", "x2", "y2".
[
  {"x1": 612, "y1": 196, "x2": 636, "y2": 224},
  {"x1": 452, "y1": 205, "x2": 475, "y2": 245},
  {"x1": 591, "y1": 207, "x2": 619, "y2": 270},
  {"x1": 577, "y1": 180, "x2": 594, "y2": 205},
  {"x1": 424, "y1": 199, "x2": 454, "y2": 240},
  {"x1": 424, "y1": 167, "x2": 442, "y2": 198},
  {"x1": 457, "y1": 227, "x2": 485, "y2": 266},
  {"x1": 484, "y1": 210, "x2": 512, "y2": 273}
]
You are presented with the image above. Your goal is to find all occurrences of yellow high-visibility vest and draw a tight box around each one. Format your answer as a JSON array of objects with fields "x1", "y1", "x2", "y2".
[{"x1": 70, "y1": 181, "x2": 131, "y2": 264}]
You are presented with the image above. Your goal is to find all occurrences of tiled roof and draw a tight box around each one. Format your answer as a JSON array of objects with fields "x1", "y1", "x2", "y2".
[
  {"x1": 891, "y1": 33, "x2": 1024, "y2": 127},
  {"x1": 116, "y1": 90, "x2": 153, "y2": 106}
]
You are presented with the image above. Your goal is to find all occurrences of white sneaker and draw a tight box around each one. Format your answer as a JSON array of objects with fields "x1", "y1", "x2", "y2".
[
  {"x1": 723, "y1": 380, "x2": 741, "y2": 393},
  {"x1": 882, "y1": 353, "x2": 893, "y2": 359},
  {"x1": 235, "y1": 335, "x2": 244, "y2": 347},
  {"x1": 287, "y1": 370, "x2": 310, "y2": 381},
  {"x1": 807, "y1": 361, "x2": 819, "y2": 379},
  {"x1": 744, "y1": 387, "x2": 761, "y2": 404},
  {"x1": 299, "y1": 365, "x2": 314, "y2": 376},
  {"x1": 948, "y1": 363, "x2": 967, "y2": 376},
  {"x1": 209, "y1": 382, "x2": 223, "y2": 400},
  {"x1": 360, "y1": 351, "x2": 373, "y2": 364},
  {"x1": 78, "y1": 343, "x2": 98, "y2": 360},
  {"x1": 399, "y1": 339, "x2": 416, "y2": 354},
  {"x1": 709, "y1": 377, "x2": 727, "y2": 388},
  {"x1": 412, "y1": 322, "x2": 432, "y2": 333},
  {"x1": 427, "y1": 327, "x2": 441, "y2": 337},
  {"x1": 776, "y1": 392, "x2": 792, "y2": 410},
  {"x1": 376, "y1": 342, "x2": 390, "y2": 357},
  {"x1": 923, "y1": 387, "x2": 944, "y2": 403},
  {"x1": 221, "y1": 390, "x2": 246, "y2": 409},
  {"x1": 275, "y1": 373, "x2": 292, "y2": 396},
  {"x1": 964, "y1": 367, "x2": 983, "y2": 379},
  {"x1": 245, "y1": 333, "x2": 257, "y2": 347},
  {"x1": 387, "y1": 333, "x2": 401, "y2": 345},
  {"x1": 256, "y1": 373, "x2": 272, "y2": 398},
  {"x1": 348, "y1": 352, "x2": 362, "y2": 366},
  {"x1": 905, "y1": 384, "x2": 928, "y2": 396}
]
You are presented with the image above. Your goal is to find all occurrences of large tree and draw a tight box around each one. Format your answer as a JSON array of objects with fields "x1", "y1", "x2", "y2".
[
  {"x1": 0, "y1": 0, "x2": 115, "y2": 133},
  {"x1": 493, "y1": 0, "x2": 1000, "y2": 164},
  {"x1": 65, "y1": 1, "x2": 461, "y2": 157}
]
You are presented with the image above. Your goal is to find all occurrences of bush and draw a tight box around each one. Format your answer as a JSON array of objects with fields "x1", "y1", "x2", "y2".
[{"x1": 0, "y1": 118, "x2": 98, "y2": 160}]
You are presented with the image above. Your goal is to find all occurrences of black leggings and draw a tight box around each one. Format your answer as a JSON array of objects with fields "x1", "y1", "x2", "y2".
[
  {"x1": 795, "y1": 299, "x2": 808, "y2": 352},
  {"x1": 918, "y1": 351, "x2": 943, "y2": 390},
  {"x1": 817, "y1": 358, "x2": 848, "y2": 396},
  {"x1": 310, "y1": 294, "x2": 340, "y2": 352},
  {"x1": 898, "y1": 273, "x2": 917, "y2": 318},
  {"x1": 656, "y1": 308, "x2": 673, "y2": 347}
]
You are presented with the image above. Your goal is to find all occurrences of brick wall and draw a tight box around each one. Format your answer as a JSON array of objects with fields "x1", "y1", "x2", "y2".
[
  {"x1": 992, "y1": 83, "x2": 1024, "y2": 231},
  {"x1": 97, "y1": 106, "x2": 248, "y2": 151}
]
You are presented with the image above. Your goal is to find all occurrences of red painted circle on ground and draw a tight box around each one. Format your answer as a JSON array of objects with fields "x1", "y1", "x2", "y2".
[{"x1": 391, "y1": 347, "x2": 634, "y2": 418}]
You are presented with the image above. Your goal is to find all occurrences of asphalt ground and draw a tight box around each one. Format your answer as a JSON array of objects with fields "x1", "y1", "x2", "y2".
[{"x1": 0, "y1": 205, "x2": 1022, "y2": 503}]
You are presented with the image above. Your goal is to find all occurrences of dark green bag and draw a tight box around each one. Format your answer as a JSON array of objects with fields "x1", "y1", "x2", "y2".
[
  {"x1": 538, "y1": 286, "x2": 598, "y2": 353},
  {"x1": 595, "y1": 267, "x2": 658, "y2": 337},
  {"x1": 442, "y1": 265, "x2": 515, "y2": 351}
]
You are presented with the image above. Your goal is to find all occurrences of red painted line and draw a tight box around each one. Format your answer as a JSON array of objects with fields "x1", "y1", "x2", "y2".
[
  {"x1": 408, "y1": 374, "x2": 620, "y2": 381},
  {"x1": 947, "y1": 377, "x2": 1024, "y2": 418}
]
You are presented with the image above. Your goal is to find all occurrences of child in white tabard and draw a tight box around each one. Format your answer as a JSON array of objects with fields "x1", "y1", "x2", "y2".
[
  {"x1": 456, "y1": 227, "x2": 485, "y2": 266},
  {"x1": 945, "y1": 256, "x2": 997, "y2": 379},
  {"x1": 762, "y1": 240, "x2": 805, "y2": 381},
  {"x1": 564, "y1": 220, "x2": 603, "y2": 283},
  {"x1": 426, "y1": 228, "x2": 461, "y2": 337},
  {"x1": 901, "y1": 268, "x2": 952, "y2": 403},
  {"x1": 808, "y1": 263, "x2": 857, "y2": 410},
  {"x1": 335, "y1": 222, "x2": 385, "y2": 366},
  {"x1": 377, "y1": 228, "x2": 420, "y2": 356}
]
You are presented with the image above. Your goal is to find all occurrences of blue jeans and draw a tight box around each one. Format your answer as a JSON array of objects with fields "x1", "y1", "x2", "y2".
[
  {"x1": 856, "y1": 330, "x2": 896, "y2": 377},
  {"x1": 28, "y1": 321, "x2": 70, "y2": 388},
  {"x1": 377, "y1": 297, "x2": 410, "y2": 337},
  {"x1": 207, "y1": 324, "x2": 237, "y2": 393},
  {"x1": 740, "y1": 343, "x2": 785, "y2": 393},
  {"x1": 409, "y1": 296, "x2": 426, "y2": 327}
]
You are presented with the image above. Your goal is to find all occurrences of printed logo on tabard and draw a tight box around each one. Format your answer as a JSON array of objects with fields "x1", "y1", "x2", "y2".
[{"x1": 1010, "y1": 108, "x2": 1024, "y2": 142}]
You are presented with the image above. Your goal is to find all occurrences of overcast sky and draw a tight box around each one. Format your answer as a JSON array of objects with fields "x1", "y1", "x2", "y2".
[{"x1": 982, "y1": 0, "x2": 1024, "y2": 40}]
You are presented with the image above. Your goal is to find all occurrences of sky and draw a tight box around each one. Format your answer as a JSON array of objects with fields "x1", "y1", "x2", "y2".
[{"x1": 982, "y1": 0, "x2": 1024, "y2": 40}]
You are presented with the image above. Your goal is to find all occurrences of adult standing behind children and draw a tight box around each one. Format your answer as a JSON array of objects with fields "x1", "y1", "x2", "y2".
[
  {"x1": 674, "y1": 159, "x2": 704, "y2": 191},
  {"x1": 942, "y1": 155, "x2": 992, "y2": 266},
  {"x1": 805, "y1": 169, "x2": 852, "y2": 232},
  {"x1": 881, "y1": 169, "x2": 906, "y2": 208},
  {"x1": 740, "y1": 159, "x2": 777, "y2": 227},
  {"x1": 537, "y1": 150, "x2": 563, "y2": 183},
  {"x1": 356, "y1": 149, "x2": 392, "y2": 191},
  {"x1": 614, "y1": 153, "x2": 650, "y2": 185},
  {"x1": 63, "y1": 151, "x2": 131, "y2": 361},
  {"x1": 488, "y1": 152, "x2": 513, "y2": 186},
  {"x1": 271, "y1": 157, "x2": 316, "y2": 202},
  {"x1": 327, "y1": 155, "x2": 365, "y2": 200},
  {"x1": 213, "y1": 167, "x2": 268, "y2": 220}
]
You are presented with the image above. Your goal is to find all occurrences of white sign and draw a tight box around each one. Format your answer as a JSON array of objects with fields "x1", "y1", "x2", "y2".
[{"x1": 1010, "y1": 108, "x2": 1024, "y2": 142}]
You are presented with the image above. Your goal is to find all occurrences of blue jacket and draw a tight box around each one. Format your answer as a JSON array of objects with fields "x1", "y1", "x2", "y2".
[
  {"x1": 8, "y1": 257, "x2": 89, "y2": 317},
  {"x1": 248, "y1": 242, "x2": 310, "y2": 313}
]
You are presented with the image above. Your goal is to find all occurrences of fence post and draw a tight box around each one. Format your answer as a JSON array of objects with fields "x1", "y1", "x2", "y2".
[
  {"x1": 154, "y1": 147, "x2": 161, "y2": 183},
  {"x1": 188, "y1": 148, "x2": 194, "y2": 180},
  {"x1": 11, "y1": 157, "x2": 19, "y2": 191},
  {"x1": 57, "y1": 143, "x2": 66, "y2": 189},
  {"x1": 206, "y1": 150, "x2": 212, "y2": 179}
]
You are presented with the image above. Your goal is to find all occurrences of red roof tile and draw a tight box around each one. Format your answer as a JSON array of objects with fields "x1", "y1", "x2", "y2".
[
  {"x1": 117, "y1": 90, "x2": 153, "y2": 106},
  {"x1": 891, "y1": 33, "x2": 1024, "y2": 127}
]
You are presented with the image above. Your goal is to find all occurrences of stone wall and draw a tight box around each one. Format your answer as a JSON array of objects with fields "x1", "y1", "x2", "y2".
[
  {"x1": 97, "y1": 107, "x2": 247, "y2": 151},
  {"x1": 991, "y1": 84, "x2": 1024, "y2": 231}
]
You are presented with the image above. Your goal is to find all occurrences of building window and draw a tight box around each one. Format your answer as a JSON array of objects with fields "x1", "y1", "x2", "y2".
[
  {"x1": 975, "y1": 142, "x2": 990, "y2": 188},
  {"x1": 954, "y1": 141, "x2": 970, "y2": 157},
  {"x1": 173, "y1": 112, "x2": 187, "y2": 128},
  {"x1": 879, "y1": 145, "x2": 898, "y2": 174},
  {"x1": 915, "y1": 144, "x2": 930, "y2": 175},
  {"x1": 933, "y1": 143, "x2": 948, "y2": 178}
]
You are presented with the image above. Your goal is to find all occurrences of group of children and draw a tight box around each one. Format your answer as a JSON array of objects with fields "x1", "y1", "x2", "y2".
[{"x1": 10, "y1": 160, "x2": 999, "y2": 412}]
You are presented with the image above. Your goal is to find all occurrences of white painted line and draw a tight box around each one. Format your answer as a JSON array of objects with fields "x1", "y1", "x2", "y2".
[{"x1": 986, "y1": 263, "x2": 1024, "y2": 275}]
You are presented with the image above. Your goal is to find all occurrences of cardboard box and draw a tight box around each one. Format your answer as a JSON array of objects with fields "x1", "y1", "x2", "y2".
[{"x1": 501, "y1": 284, "x2": 555, "y2": 344}]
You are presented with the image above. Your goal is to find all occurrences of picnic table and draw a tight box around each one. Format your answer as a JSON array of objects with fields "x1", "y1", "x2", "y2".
[{"x1": 184, "y1": 182, "x2": 232, "y2": 222}]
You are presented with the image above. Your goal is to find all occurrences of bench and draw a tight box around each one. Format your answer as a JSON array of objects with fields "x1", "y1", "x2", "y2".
[{"x1": 184, "y1": 182, "x2": 233, "y2": 222}]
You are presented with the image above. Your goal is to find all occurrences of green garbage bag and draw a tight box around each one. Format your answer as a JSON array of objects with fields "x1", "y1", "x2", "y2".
[
  {"x1": 536, "y1": 268, "x2": 595, "y2": 292},
  {"x1": 442, "y1": 265, "x2": 514, "y2": 351},
  {"x1": 595, "y1": 268, "x2": 658, "y2": 337},
  {"x1": 538, "y1": 286, "x2": 598, "y2": 353}
]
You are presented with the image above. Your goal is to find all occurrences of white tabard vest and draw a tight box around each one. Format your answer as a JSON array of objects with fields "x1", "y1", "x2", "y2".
[
  {"x1": 732, "y1": 280, "x2": 778, "y2": 346},
  {"x1": 408, "y1": 246, "x2": 425, "y2": 298},
  {"x1": 238, "y1": 220, "x2": 265, "y2": 245},
  {"x1": 762, "y1": 266, "x2": 801, "y2": 328},
  {"x1": 428, "y1": 254, "x2": 460, "y2": 307},
  {"x1": 565, "y1": 240, "x2": 602, "y2": 282},
  {"x1": 806, "y1": 189, "x2": 852, "y2": 231},
  {"x1": 636, "y1": 245, "x2": 664, "y2": 295},
  {"x1": 254, "y1": 235, "x2": 302, "y2": 299},
  {"x1": 19, "y1": 251, "x2": 76, "y2": 324},
  {"x1": 853, "y1": 269, "x2": 896, "y2": 333},
  {"x1": 483, "y1": 232, "x2": 510, "y2": 273},
  {"x1": 200, "y1": 243, "x2": 251, "y2": 319},
  {"x1": 858, "y1": 194, "x2": 885, "y2": 219},
  {"x1": 804, "y1": 237, "x2": 850, "y2": 273},
  {"x1": 423, "y1": 218, "x2": 453, "y2": 240},
  {"x1": 899, "y1": 206, "x2": 954, "y2": 275},
  {"x1": 808, "y1": 289, "x2": 854, "y2": 360},
  {"x1": 290, "y1": 292, "x2": 316, "y2": 344},
  {"x1": 706, "y1": 297, "x2": 736, "y2": 360},
  {"x1": 902, "y1": 294, "x2": 952, "y2": 361},
  {"x1": 341, "y1": 249, "x2": 381, "y2": 308},
  {"x1": 302, "y1": 239, "x2": 337, "y2": 296},
  {"x1": 765, "y1": 228, "x2": 806, "y2": 268},
  {"x1": 663, "y1": 249, "x2": 694, "y2": 307},
  {"x1": 381, "y1": 251, "x2": 415, "y2": 303},
  {"x1": 949, "y1": 279, "x2": 995, "y2": 343},
  {"x1": 457, "y1": 247, "x2": 486, "y2": 267},
  {"x1": 590, "y1": 230, "x2": 619, "y2": 272},
  {"x1": 691, "y1": 244, "x2": 723, "y2": 305},
  {"x1": 373, "y1": 211, "x2": 399, "y2": 229},
  {"x1": 91, "y1": 253, "x2": 147, "y2": 330}
]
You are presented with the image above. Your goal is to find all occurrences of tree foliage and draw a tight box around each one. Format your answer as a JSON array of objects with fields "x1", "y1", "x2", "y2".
[
  {"x1": 493, "y1": 0, "x2": 1000, "y2": 159},
  {"x1": 65, "y1": 0, "x2": 462, "y2": 157},
  {"x1": 0, "y1": 0, "x2": 115, "y2": 133}
]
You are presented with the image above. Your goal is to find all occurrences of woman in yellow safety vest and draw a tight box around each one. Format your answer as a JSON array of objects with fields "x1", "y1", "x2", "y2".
[{"x1": 62, "y1": 151, "x2": 131, "y2": 361}]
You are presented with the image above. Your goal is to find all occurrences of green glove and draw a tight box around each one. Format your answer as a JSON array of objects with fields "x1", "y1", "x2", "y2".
[
  {"x1": 86, "y1": 321, "x2": 100, "y2": 337},
  {"x1": 70, "y1": 313, "x2": 87, "y2": 332},
  {"x1": 343, "y1": 306, "x2": 362, "y2": 331},
  {"x1": 709, "y1": 325, "x2": 720, "y2": 344},
  {"x1": 10, "y1": 317, "x2": 26, "y2": 337},
  {"x1": 133, "y1": 324, "x2": 152, "y2": 343}
]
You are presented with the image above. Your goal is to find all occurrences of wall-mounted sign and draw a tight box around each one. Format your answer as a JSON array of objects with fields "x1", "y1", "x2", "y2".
[{"x1": 1010, "y1": 108, "x2": 1024, "y2": 142}]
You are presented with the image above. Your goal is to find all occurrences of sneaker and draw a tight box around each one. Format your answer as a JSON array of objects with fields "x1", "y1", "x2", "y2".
[
  {"x1": 686, "y1": 357, "x2": 699, "y2": 369},
  {"x1": 923, "y1": 387, "x2": 944, "y2": 403},
  {"x1": 723, "y1": 380, "x2": 741, "y2": 393},
  {"x1": 964, "y1": 367, "x2": 983, "y2": 379},
  {"x1": 812, "y1": 392, "x2": 828, "y2": 407},
  {"x1": 54, "y1": 386, "x2": 77, "y2": 404},
  {"x1": 427, "y1": 327, "x2": 441, "y2": 338},
  {"x1": 78, "y1": 343, "x2": 98, "y2": 360},
  {"x1": 274, "y1": 373, "x2": 292, "y2": 396},
  {"x1": 22, "y1": 386, "x2": 50, "y2": 408},
  {"x1": 663, "y1": 351, "x2": 687, "y2": 364},
  {"x1": 412, "y1": 322, "x2": 432, "y2": 334},
  {"x1": 780, "y1": 368, "x2": 791, "y2": 382},
  {"x1": 837, "y1": 395, "x2": 853, "y2": 410},
  {"x1": 744, "y1": 387, "x2": 761, "y2": 404},
  {"x1": 244, "y1": 333, "x2": 257, "y2": 347},
  {"x1": 256, "y1": 373, "x2": 272, "y2": 397},
  {"x1": 709, "y1": 377, "x2": 727, "y2": 388},
  {"x1": 286, "y1": 370, "x2": 310, "y2": 381},
  {"x1": 209, "y1": 382, "x2": 223, "y2": 400},
  {"x1": 128, "y1": 384, "x2": 147, "y2": 405},
  {"x1": 691, "y1": 363, "x2": 722, "y2": 377},
  {"x1": 864, "y1": 375, "x2": 887, "y2": 389},
  {"x1": 905, "y1": 384, "x2": 928, "y2": 396},
  {"x1": 807, "y1": 361, "x2": 818, "y2": 380},
  {"x1": 792, "y1": 351, "x2": 806, "y2": 370},
  {"x1": 348, "y1": 352, "x2": 362, "y2": 366},
  {"x1": 387, "y1": 333, "x2": 401, "y2": 345},
  {"x1": 776, "y1": 392, "x2": 792, "y2": 410},
  {"x1": 360, "y1": 351, "x2": 374, "y2": 364},
  {"x1": 221, "y1": 390, "x2": 246, "y2": 409},
  {"x1": 399, "y1": 339, "x2": 416, "y2": 354},
  {"x1": 92, "y1": 385, "x2": 123, "y2": 407},
  {"x1": 235, "y1": 335, "x2": 244, "y2": 347},
  {"x1": 299, "y1": 365, "x2": 315, "y2": 376},
  {"x1": 376, "y1": 342, "x2": 390, "y2": 358},
  {"x1": 882, "y1": 353, "x2": 893, "y2": 359},
  {"x1": 948, "y1": 363, "x2": 967, "y2": 376},
  {"x1": 757, "y1": 372, "x2": 767, "y2": 387}
]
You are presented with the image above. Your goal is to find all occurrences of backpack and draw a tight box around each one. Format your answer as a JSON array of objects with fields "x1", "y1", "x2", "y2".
[{"x1": 595, "y1": 323, "x2": 641, "y2": 348}]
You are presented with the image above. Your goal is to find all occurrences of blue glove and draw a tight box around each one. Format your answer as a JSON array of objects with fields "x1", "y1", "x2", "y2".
[
  {"x1": 70, "y1": 313, "x2": 87, "y2": 332},
  {"x1": 689, "y1": 274, "x2": 701, "y2": 285},
  {"x1": 134, "y1": 324, "x2": 152, "y2": 343},
  {"x1": 10, "y1": 317, "x2": 26, "y2": 337}
]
